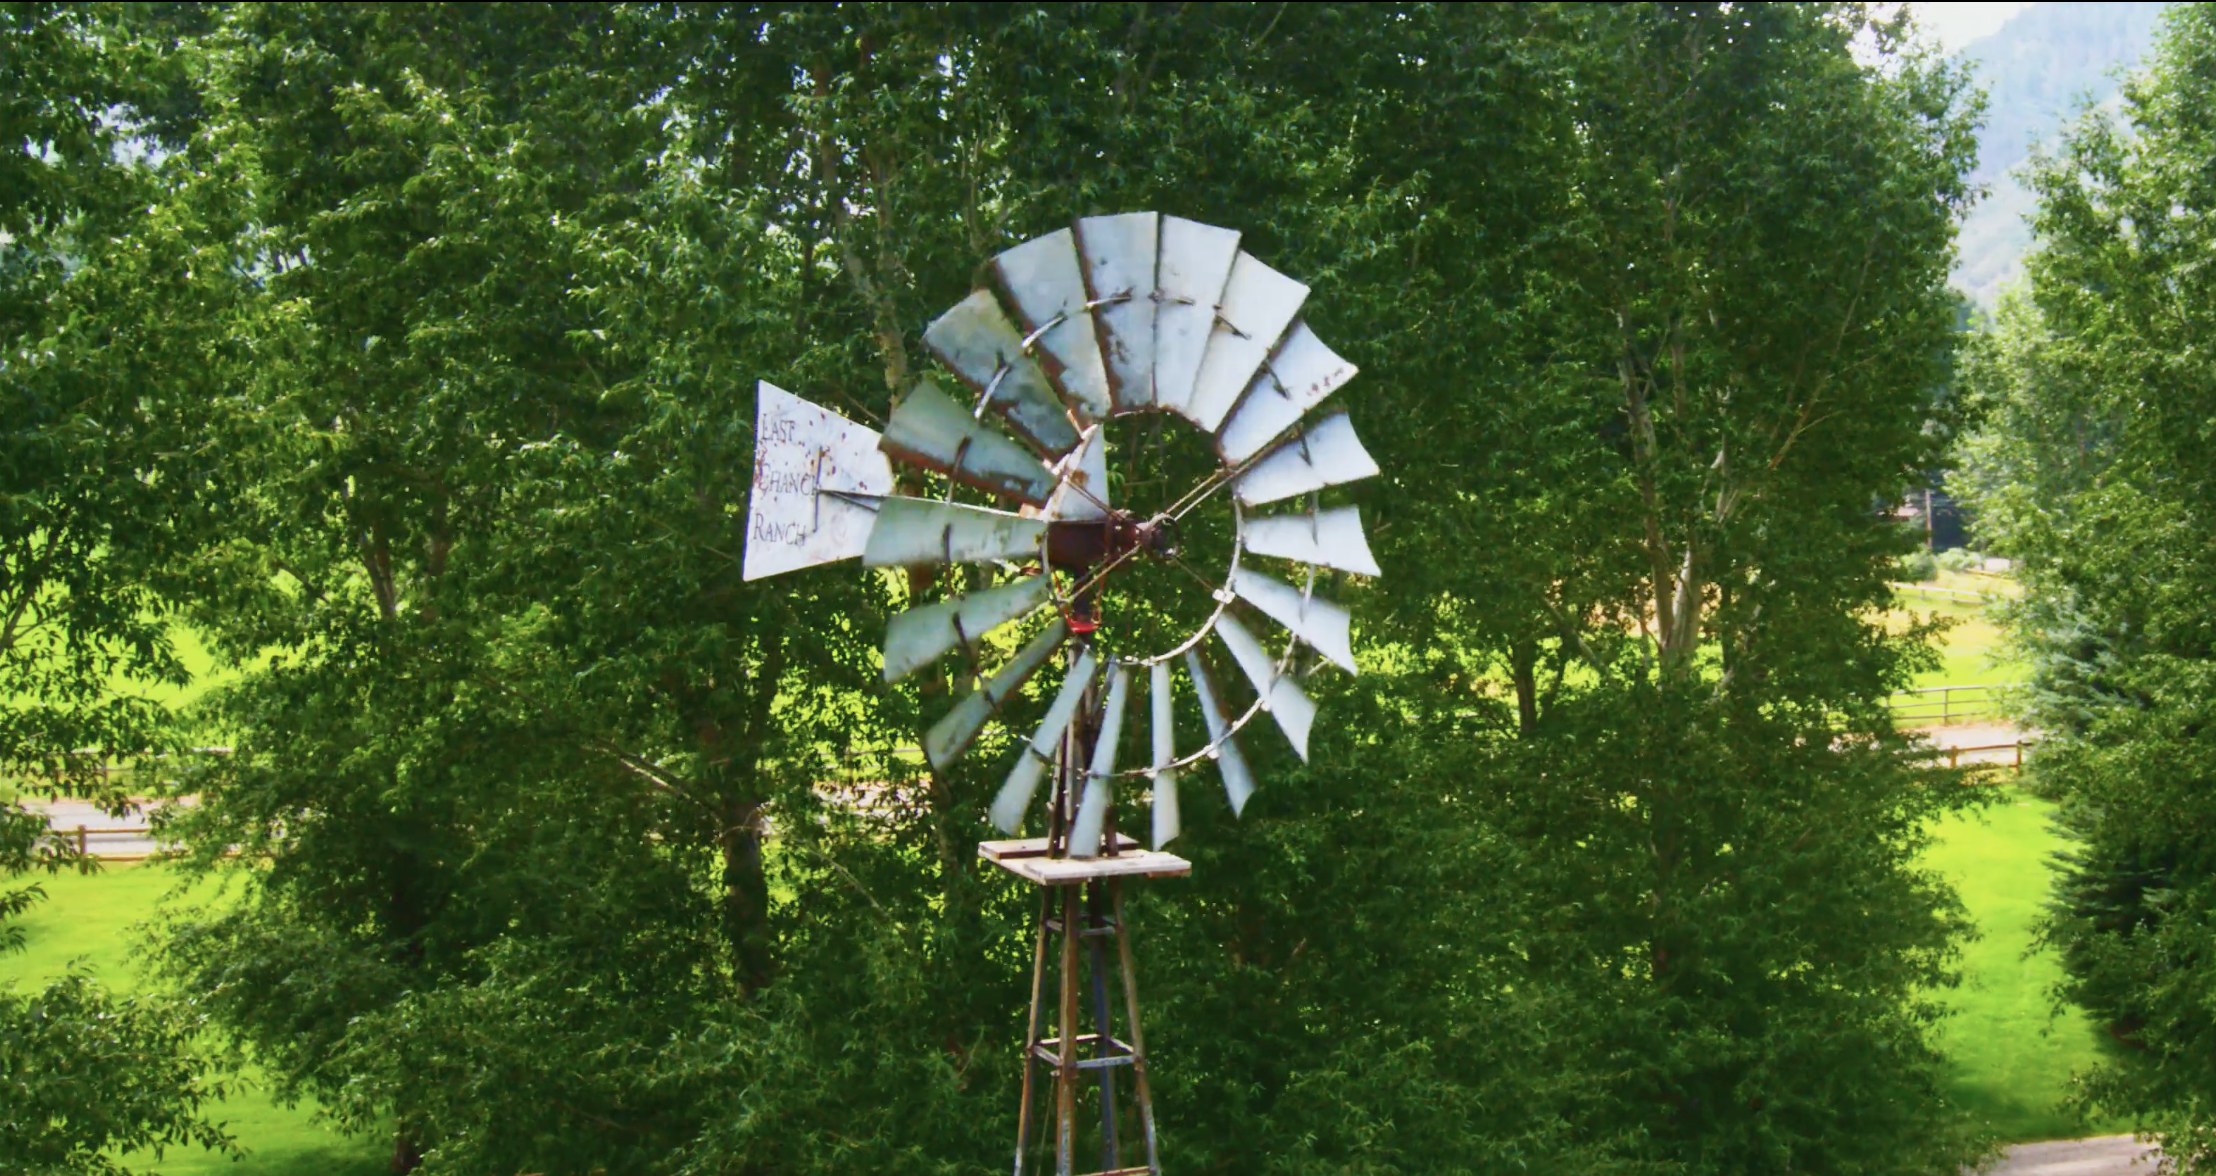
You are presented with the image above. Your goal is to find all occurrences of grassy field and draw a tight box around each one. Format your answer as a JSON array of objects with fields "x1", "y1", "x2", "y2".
[
  {"x1": 1927, "y1": 786, "x2": 2127, "y2": 1143},
  {"x1": 2, "y1": 796, "x2": 2120, "y2": 1160},
  {"x1": 1, "y1": 862, "x2": 387, "y2": 1176}
]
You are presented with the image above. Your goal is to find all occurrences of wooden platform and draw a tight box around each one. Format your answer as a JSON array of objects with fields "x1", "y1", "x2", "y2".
[{"x1": 979, "y1": 836, "x2": 1192, "y2": 885}]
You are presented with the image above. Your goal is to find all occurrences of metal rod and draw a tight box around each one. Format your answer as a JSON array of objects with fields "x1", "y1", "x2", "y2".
[
  {"x1": 1112, "y1": 882, "x2": 1161, "y2": 1174},
  {"x1": 1057, "y1": 885, "x2": 1081, "y2": 1176},
  {"x1": 1086, "y1": 882, "x2": 1121, "y2": 1172}
]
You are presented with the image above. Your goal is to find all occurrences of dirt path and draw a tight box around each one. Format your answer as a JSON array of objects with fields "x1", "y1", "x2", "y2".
[
  {"x1": 1988, "y1": 1135, "x2": 2159, "y2": 1175},
  {"x1": 1916, "y1": 720, "x2": 2036, "y2": 768}
]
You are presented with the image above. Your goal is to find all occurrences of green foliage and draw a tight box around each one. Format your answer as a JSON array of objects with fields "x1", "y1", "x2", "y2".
[
  {"x1": 0, "y1": 3, "x2": 1997, "y2": 1174},
  {"x1": 1954, "y1": 4, "x2": 2216, "y2": 1162},
  {"x1": 0, "y1": 972, "x2": 235, "y2": 1176}
]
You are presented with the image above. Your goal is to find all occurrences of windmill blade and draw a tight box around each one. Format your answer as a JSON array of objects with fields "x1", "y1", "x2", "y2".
[
  {"x1": 1215, "y1": 323, "x2": 1359, "y2": 464},
  {"x1": 993, "y1": 229, "x2": 1113, "y2": 421},
  {"x1": 1185, "y1": 649, "x2": 1257, "y2": 817},
  {"x1": 1152, "y1": 216, "x2": 1241, "y2": 417},
  {"x1": 882, "y1": 381, "x2": 1057, "y2": 507},
  {"x1": 743, "y1": 381, "x2": 897, "y2": 581},
  {"x1": 1242, "y1": 505, "x2": 1381, "y2": 577},
  {"x1": 1216, "y1": 613, "x2": 1318, "y2": 761},
  {"x1": 991, "y1": 648, "x2": 1100, "y2": 834},
  {"x1": 1075, "y1": 212, "x2": 1160, "y2": 412},
  {"x1": 863, "y1": 498, "x2": 1046, "y2": 568},
  {"x1": 883, "y1": 574, "x2": 1051, "y2": 683},
  {"x1": 1067, "y1": 661, "x2": 1131, "y2": 858},
  {"x1": 1041, "y1": 425, "x2": 1110, "y2": 521},
  {"x1": 1185, "y1": 253, "x2": 1309, "y2": 432},
  {"x1": 1229, "y1": 566, "x2": 1357, "y2": 674},
  {"x1": 923, "y1": 290, "x2": 1082, "y2": 456},
  {"x1": 1236, "y1": 411, "x2": 1381, "y2": 507},
  {"x1": 1150, "y1": 661, "x2": 1180, "y2": 848},
  {"x1": 924, "y1": 619, "x2": 1070, "y2": 771}
]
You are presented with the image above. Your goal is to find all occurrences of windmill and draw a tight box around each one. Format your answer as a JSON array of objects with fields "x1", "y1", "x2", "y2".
[{"x1": 744, "y1": 213, "x2": 1380, "y2": 1176}]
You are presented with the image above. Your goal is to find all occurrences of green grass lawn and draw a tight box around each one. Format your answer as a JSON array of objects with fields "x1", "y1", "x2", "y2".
[
  {"x1": 1, "y1": 862, "x2": 387, "y2": 1176},
  {"x1": 1927, "y1": 787, "x2": 2127, "y2": 1143}
]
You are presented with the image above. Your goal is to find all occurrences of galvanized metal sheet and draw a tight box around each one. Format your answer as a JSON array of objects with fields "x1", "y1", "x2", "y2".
[
  {"x1": 1185, "y1": 253, "x2": 1309, "y2": 432},
  {"x1": 1149, "y1": 661, "x2": 1179, "y2": 848},
  {"x1": 990, "y1": 648, "x2": 1099, "y2": 834},
  {"x1": 1067, "y1": 662, "x2": 1131, "y2": 858},
  {"x1": 1230, "y1": 566, "x2": 1357, "y2": 673},
  {"x1": 1216, "y1": 613, "x2": 1317, "y2": 761},
  {"x1": 1215, "y1": 322, "x2": 1359, "y2": 464},
  {"x1": 862, "y1": 498, "x2": 1046, "y2": 568},
  {"x1": 881, "y1": 381, "x2": 1057, "y2": 507},
  {"x1": 1152, "y1": 217, "x2": 1241, "y2": 418},
  {"x1": 922, "y1": 290, "x2": 1081, "y2": 456},
  {"x1": 743, "y1": 381, "x2": 897, "y2": 581},
  {"x1": 1075, "y1": 212, "x2": 1160, "y2": 412},
  {"x1": 1041, "y1": 425, "x2": 1110, "y2": 521},
  {"x1": 882, "y1": 574, "x2": 1050, "y2": 683},
  {"x1": 923, "y1": 619, "x2": 1069, "y2": 770},
  {"x1": 1185, "y1": 649, "x2": 1257, "y2": 817},
  {"x1": 1235, "y1": 411, "x2": 1380, "y2": 507},
  {"x1": 992, "y1": 228, "x2": 1113, "y2": 421},
  {"x1": 1241, "y1": 505, "x2": 1381, "y2": 577}
]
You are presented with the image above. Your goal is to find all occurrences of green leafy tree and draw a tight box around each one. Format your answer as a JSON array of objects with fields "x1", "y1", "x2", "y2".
[
  {"x1": 1956, "y1": 6, "x2": 2216, "y2": 1164},
  {"x1": 123, "y1": 5, "x2": 1988, "y2": 1175}
]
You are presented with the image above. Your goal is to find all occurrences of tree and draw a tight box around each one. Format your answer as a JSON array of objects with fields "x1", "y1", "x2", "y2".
[
  {"x1": 126, "y1": 5, "x2": 1988, "y2": 1174},
  {"x1": 1956, "y1": 7, "x2": 2216, "y2": 1164}
]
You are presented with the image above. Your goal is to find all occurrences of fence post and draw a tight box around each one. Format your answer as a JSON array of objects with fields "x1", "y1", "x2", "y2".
[{"x1": 76, "y1": 824, "x2": 88, "y2": 872}]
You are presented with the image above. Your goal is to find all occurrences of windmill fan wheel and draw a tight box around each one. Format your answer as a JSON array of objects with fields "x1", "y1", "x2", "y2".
[{"x1": 863, "y1": 212, "x2": 1383, "y2": 858}]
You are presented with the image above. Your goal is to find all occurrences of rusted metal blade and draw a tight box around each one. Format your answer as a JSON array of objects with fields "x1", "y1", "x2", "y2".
[
  {"x1": 1149, "y1": 661, "x2": 1180, "y2": 848},
  {"x1": 882, "y1": 574, "x2": 1051, "y2": 683},
  {"x1": 1185, "y1": 649, "x2": 1257, "y2": 818},
  {"x1": 1215, "y1": 613, "x2": 1317, "y2": 761},
  {"x1": 923, "y1": 290, "x2": 1081, "y2": 456},
  {"x1": 1042, "y1": 425, "x2": 1110, "y2": 521},
  {"x1": 993, "y1": 228, "x2": 1113, "y2": 421},
  {"x1": 1152, "y1": 217, "x2": 1241, "y2": 418},
  {"x1": 1075, "y1": 212, "x2": 1160, "y2": 412},
  {"x1": 882, "y1": 381, "x2": 1057, "y2": 507},
  {"x1": 1068, "y1": 662, "x2": 1131, "y2": 858},
  {"x1": 1229, "y1": 566, "x2": 1357, "y2": 674},
  {"x1": 1185, "y1": 253, "x2": 1308, "y2": 432},
  {"x1": 991, "y1": 648, "x2": 1100, "y2": 834},
  {"x1": 1235, "y1": 411, "x2": 1380, "y2": 507},
  {"x1": 924, "y1": 619, "x2": 1070, "y2": 771},
  {"x1": 743, "y1": 381, "x2": 897, "y2": 581},
  {"x1": 862, "y1": 498, "x2": 1046, "y2": 568},
  {"x1": 1215, "y1": 322, "x2": 1359, "y2": 464},
  {"x1": 1241, "y1": 505, "x2": 1380, "y2": 577}
]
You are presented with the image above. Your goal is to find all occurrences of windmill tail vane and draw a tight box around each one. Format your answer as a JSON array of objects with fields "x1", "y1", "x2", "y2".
[{"x1": 742, "y1": 211, "x2": 1382, "y2": 1176}]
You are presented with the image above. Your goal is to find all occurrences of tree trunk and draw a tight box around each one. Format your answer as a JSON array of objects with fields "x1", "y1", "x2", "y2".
[
  {"x1": 1511, "y1": 639, "x2": 1540, "y2": 736},
  {"x1": 720, "y1": 800, "x2": 773, "y2": 993}
]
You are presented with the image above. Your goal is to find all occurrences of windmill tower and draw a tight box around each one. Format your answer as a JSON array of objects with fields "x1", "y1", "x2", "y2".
[{"x1": 744, "y1": 213, "x2": 1381, "y2": 1176}]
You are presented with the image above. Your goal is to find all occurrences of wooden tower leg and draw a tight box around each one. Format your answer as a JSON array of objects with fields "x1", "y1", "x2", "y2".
[
  {"x1": 1013, "y1": 886, "x2": 1053, "y2": 1176},
  {"x1": 1112, "y1": 881, "x2": 1161, "y2": 1174}
]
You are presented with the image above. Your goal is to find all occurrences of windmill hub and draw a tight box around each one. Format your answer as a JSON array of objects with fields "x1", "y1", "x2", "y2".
[{"x1": 1043, "y1": 511, "x2": 1178, "y2": 573}]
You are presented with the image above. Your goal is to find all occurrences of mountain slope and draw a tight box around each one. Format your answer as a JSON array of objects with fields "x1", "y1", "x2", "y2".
[{"x1": 1950, "y1": 2, "x2": 2167, "y2": 307}]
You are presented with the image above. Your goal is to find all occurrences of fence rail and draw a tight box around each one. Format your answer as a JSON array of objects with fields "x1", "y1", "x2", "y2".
[
  {"x1": 1888, "y1": 581, "x2": 1992, "y2": 605},
  {"x1": 1886, "y1": 683, "x2": 2010, "y2": 725}
]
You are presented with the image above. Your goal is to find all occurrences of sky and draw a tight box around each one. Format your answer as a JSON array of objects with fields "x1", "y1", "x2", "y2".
[{"x1": 1913, "y1": 1, "x2": 2035, "y2": 52}]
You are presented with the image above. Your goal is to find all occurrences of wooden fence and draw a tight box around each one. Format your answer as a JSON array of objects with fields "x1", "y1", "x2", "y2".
[{"x1": 1886, "y1": 683, "x2": 2007, "y2": 725}]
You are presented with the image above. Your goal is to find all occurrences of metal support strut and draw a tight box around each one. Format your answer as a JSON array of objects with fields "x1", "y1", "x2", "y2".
[{"x1": 1011, "y1": 877, "x2": 1160, "y2": 1176}]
